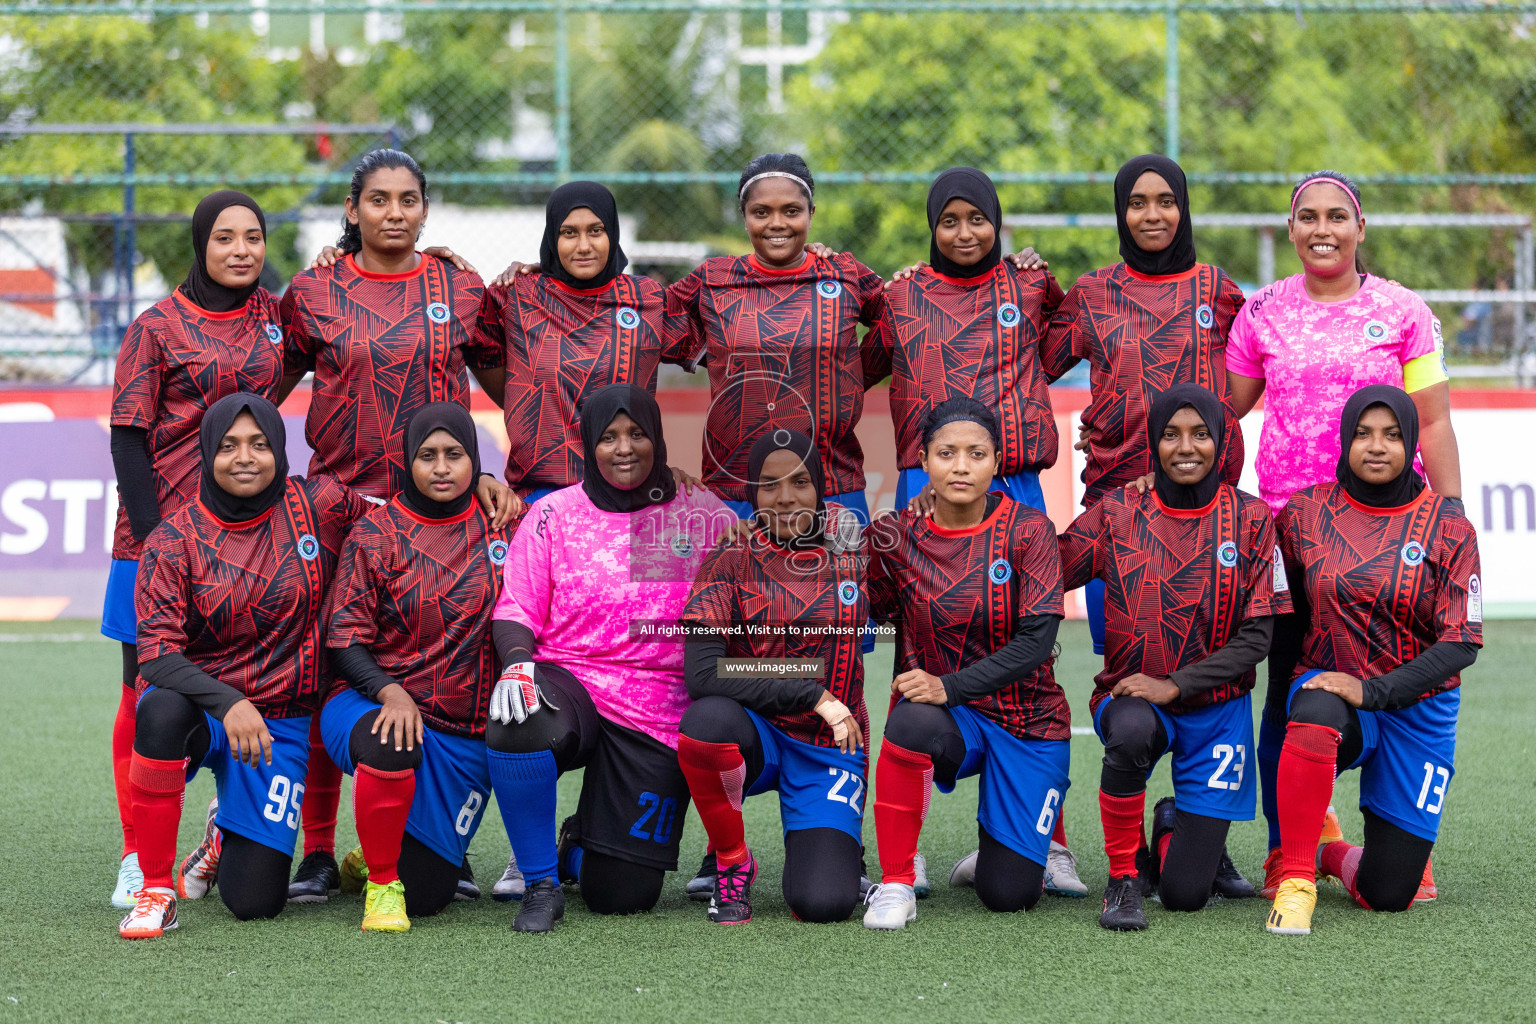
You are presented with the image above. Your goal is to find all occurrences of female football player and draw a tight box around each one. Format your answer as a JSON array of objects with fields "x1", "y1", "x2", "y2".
[
  {"x1": 1264, "y1": 386, "x2": 1479, "y2": 936},
  {"x1": 118, "y1": 395, "x2": 373, "y2": 939},
  {"x1": 486, "y1": 383, "x2": 734, "y2": 932},
  {"x1": 677, "y1": 429, "x2": 869, "y2": 925}
]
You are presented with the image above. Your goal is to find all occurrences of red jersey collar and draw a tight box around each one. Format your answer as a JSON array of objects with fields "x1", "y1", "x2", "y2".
[
  {"x1": 1339, "y1": 485, "x2": 1433, "y2": 517},
  {"x1": 928, "y1": 266, "x2": 995, "y2": 288},
  {"x1": 747, "y1": 252, "x2": 813, "y2": 276},
  {"x1": 195, "y1": 499, "x2": 275, "y2": 531},
  {"x1": 346, "y1": 251, "x2": 427, "y2": 282},
  {"x1": 1124, "y1": 263, "x2": 1200, "y2": 284},
  {"x1": 393, "y1": 494, "x2": 478, "y2": 527},
  {"x1": 925, "y1": 495, "x2": 1008, "y2": 537},
  {"x1": 172, "y1": 289, "x2": 251, "y2": 321},
  {"x1": 1150, "y1": 486, "x2": 1223, "y2": 518},
  {"x1": 547, "y1": 276, "x2": 617, "y2": 297}
]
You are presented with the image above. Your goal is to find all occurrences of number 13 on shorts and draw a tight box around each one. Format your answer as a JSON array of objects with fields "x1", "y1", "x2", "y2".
[{"x1": 1416, "y1": 761, "x2": 1450, "y2": 815}]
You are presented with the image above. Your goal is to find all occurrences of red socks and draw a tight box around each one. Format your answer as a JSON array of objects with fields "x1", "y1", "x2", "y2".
[
  {"x1": 129, "y1": 753, "x2": 187, "y2": 890},
  {"x1": 873, "y1": 741, "x2": 933, "y2": 886},
  {"x1": 354, "y1": 763, "x2": 416, "y2": 885},
  {"x1": 301, "y1": 717, "x2": 342, "y2": 857},
  {"x1": 677, "y1": 736, "x2": 749, "y2": 867},
  {"x1": 1277, "y1": 722, "x2": 1340, "y2": 882},
  {"x1": 112, "y1": 684, "x2": 138, "y2": 859},
  {"x1": 1052, "y1": 811, "x2": 1067, "y2": 848},
  {"x1": 1098, "y1": 790, "x2": 1146, "y2": 878}
]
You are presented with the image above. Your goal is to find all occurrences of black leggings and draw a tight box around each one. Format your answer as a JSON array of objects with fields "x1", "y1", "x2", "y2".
[
  {"x1": 1289, "y1": 689, "x2": 1433, "y2": 912},
  {"x1": 680, "y1": 696, "x2": 863, "y2": 923},
  {"x1": 346, "y1": 707, "x2": 459, "y2": 917},
  {"x1": 884, "y1": 700, "x2": 1045, "y2": 913},
  {"x1": 484, "y1": 665, "x2": 665, "y2": 915},
  {"x1": 1098, "y1": 696, "x2": 1233, "y2": 911},
  {"x1": 122, "y1": 642, "x2": 139, "y2": 688}
]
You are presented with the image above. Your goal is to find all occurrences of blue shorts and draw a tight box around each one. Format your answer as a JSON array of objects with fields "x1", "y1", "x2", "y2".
[
  {"x1": 1084, "y1": 578, "x2": 1106, "y2": 656},
  {"x1": 938, "y1": 704, "x2": 1071, "y2": 866},
  {"x1": 102, "y1": 558, "x2": 139, "y2": 644},
  {"x1": 173, "y1": 701, "x2": 312, "y2": 858},
  {"x1": 742, "y1": 708, "x2": 866, "y2": 843},
  {"x1": 320, "y1": 688, "x2": 494, "y2": 865},
  {"x1": 1092, "y1": 694, "x2": 1256, "y2": 821},
  {"x1": 723, "y1": 490, "x2": 870, "y2": 527},
  {"x1": 1287, "y1": 672, "x2": 1459, "y2": 842},
  {"x1": 894, "y1": 467, "x2": 1044, "y2": 515},
  {"x1": 524, "y1": 486, "x2": 561, "y2": 504}
]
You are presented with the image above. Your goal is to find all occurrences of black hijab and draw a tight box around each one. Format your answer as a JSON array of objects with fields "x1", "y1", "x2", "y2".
[
  {"x1": 540, "y1": 181, "x2": 628, "y2": 291},
  {"x1": 1114, "y1": 155, "x2": 1196, "y2": 278},
  {"x1": 579, "y1": 383, "x2": 676, "y2": 514},
  {"x1": 179, "y1": 190, "x2": 267, "y2": 313},
  {"x1": 400, "y1": 402, "x2": 481, "y2": 520},
  {"x1": 198, "y1": 393, "x2": 289, "y2": 524},
  {"x1": 747, "y1": 428, "x2": 826, "y2": 550},
  {"x1": 1147, "y1": 383, "x2": 1226, "y2": 510},
  {"x1": 927, "y1": 167, "x2": 1003, "y2": 280},
  {"x1": 1336, "y1": 384, "x2": 1425, "y2": 508}
]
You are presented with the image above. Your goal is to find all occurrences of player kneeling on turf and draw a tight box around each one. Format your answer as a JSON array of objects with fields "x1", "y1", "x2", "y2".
[
  {"x1": 1265, "y1": 386, "x2": 1480, "y2": 936},
  {"x1": 486, "y1": 384, "x2": 733, "y2": 932},
  {"x1": 862, "y1": 399, "x2": 1068, "y2": 930},
  {"x1": 676, "y1": 430, "x2": 870, "y2": 925},
  {"x1": 317, "y1": 403, "x2": 521, "y2": 932},
  {"x1": 120, "y1": 395, "x2": 373, "y2": 939},
  {"x1": 1059, "y1": 385, "x2": 1289, "y2": 931}
]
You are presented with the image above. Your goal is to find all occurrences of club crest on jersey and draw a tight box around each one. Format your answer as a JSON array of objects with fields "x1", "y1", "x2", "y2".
[
  {"x1": 297, "y1": 533, "x2": 320, "y2": 561},
  {"x1": 1363, "y1": 319, "x2": 1389, "y2": 343},
  {"x1": 1468, "y1": 573, "x2": 1482, "y2": 624},
  {"x1": 264, "y1": 323, "x2": 282, "y2": 345},
  {"x1": 616, "y1": 306, "x2": 640, "y2": 330},
  {"x1": 670, "y1": 534, "x2": 694, "y2": 558},
  {"x1": 487, "y1": 539, "x2": 509, "y2": 566},
  {"x1": 817, "y1": 280, "x2": 842, "y2": 299},
  {"x1": 1217, "y1": 541, "x2": 1238, "y2": 568},
  {"x1": 426, "y1": 302, "x2": 451, "y2": 324},
  {"x1": 1272, "y1": 544, "x2": 1289, "y2": 592},
  {"x1": 1401, "y1": 541, "x2": 1426, "y2": 566},
  {"x1": 997, "y1": 303, "x2": 1021, "y2": 327},
  {"x1": 988, "y1": 558, "x2": 1012, "y2": 585},
  {"x1": 838, "y1": 580, "x2": 859, "y2": 606},
  {"x1": 1196, "y1": 304, "x2": 1215, "y2": 330}
]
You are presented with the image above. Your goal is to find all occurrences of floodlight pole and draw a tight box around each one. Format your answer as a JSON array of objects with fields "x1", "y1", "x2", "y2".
[{"x1": 1164, "y1": 0, "x2": 1179, "y2": 163}]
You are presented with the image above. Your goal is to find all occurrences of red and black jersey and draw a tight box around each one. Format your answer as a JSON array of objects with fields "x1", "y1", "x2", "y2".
[
  {"x1": 864, "y1": 264, "x2": 1065, "y2": 475},
  {"x1": 110, "y1": 289, "x2": 285, "y2": 560},
  {"x1": 281, "y1": 253, "x2": 500, "y2": 498},
  {"x1": 135, "y1": 476, "x2": 371, "y2": 718},
  {"x1": 1059, "y1": 484, "x2": 1292, "y2": 714},
  {"x1": 1277, "y1": 483, "x2": 1482, "y2": 700},
  {"x1": 325, "y1": 498, "x2": 523, "y2": 739},
  {"x1": 477, "y1": 272, "x2": 690, "y2": 491},
  {"x1": 680, "y1": 505, "x2": 869, "y2": 748},
  {"x1": 1040, "y1": 263, "x2": 1246, "y2": 507},
  {"x1": 666, "y1": 252, "x2": 885, "y2": 502},
  {"x1": 866, "y1": 498, "x2": 1069, "y2": 741}
]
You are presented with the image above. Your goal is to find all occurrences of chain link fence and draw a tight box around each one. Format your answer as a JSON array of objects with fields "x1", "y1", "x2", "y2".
[{"x1": 3, "y1": 1, "x2": 1535, "y2": 380}]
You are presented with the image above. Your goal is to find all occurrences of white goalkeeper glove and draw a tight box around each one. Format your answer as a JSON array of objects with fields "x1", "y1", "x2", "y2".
[{"x1": 490, "y1": 661, "x2": 542, "y2": 725}]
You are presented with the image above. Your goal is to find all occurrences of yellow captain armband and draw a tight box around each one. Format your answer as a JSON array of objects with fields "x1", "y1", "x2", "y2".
[{"x1": 1403, "y1": 350, "x2": 1448, "y2": 393}]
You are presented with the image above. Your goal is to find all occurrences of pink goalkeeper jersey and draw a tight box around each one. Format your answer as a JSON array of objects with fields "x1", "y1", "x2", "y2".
[
  {"x1": 493, "y1": 482, "x2": 734, "y2": 748},
  {"x1": 1227, "y1": 273, "x2": 1443, "y2": 514}
]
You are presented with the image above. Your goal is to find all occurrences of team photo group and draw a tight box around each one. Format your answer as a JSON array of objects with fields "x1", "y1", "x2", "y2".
[{"x1": 102, "y1": 144, "x2": 1482, "y2": 946}]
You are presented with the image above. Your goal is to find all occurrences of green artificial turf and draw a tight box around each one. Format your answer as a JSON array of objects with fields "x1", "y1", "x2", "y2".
[{"x1": 1, "y1": 620, "x2": 1533, "y2": 1023}]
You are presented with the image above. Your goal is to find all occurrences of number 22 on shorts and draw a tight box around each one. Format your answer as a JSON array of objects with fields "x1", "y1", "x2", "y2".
[{"x1": 826, "y1": 768, "x2": 864, "y2": 813}]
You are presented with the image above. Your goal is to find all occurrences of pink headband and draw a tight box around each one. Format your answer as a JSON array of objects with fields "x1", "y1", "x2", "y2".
[{"x1": 1291, "y1": 176, "x2": 1362, "y2": 219}]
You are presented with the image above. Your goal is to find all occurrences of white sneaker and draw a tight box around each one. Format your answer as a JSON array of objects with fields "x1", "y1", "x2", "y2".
[
  {"x1": 862, "y1": 882, "x2": 918, "y2": 930},
  {"x1": 492, "y1": 850, "x2": 526, "y2": 902},
  {"x1": 912, "y1": 852, "x2": 930, "y2": 899},
  {"x1": 949, "y1": 849, "x2": 979, "y2": 888},
  {"x1": 111, "y1": 851, "x2": 143, "y2": 909},
  {"x1": 119, "y1": 888, "x2": 178, "y2": 940},
  {"x1": 177, "y1": 797, "x2": 221, "y2": 900},
  {"x1": 1043, "y1": 840, "x2": 1089, "y2": 897}
]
